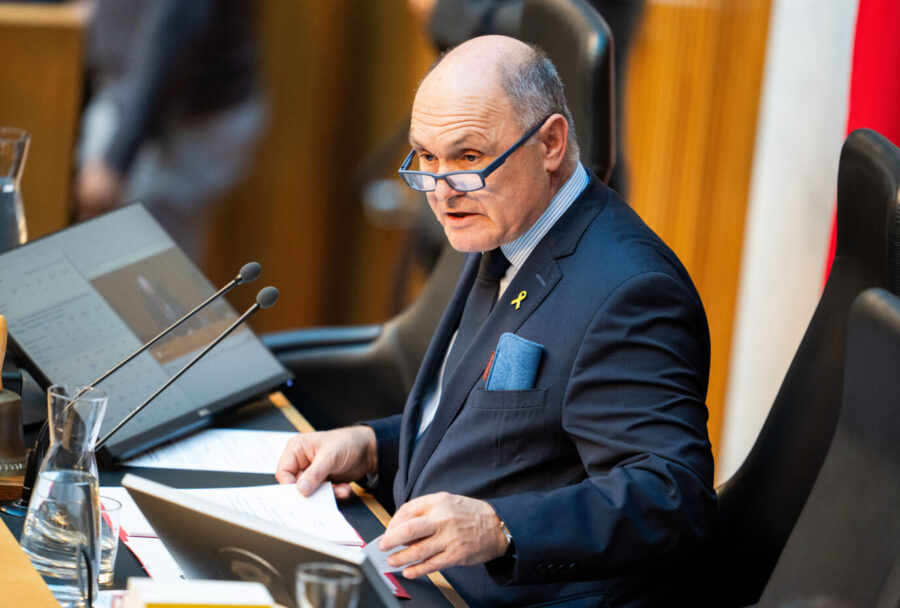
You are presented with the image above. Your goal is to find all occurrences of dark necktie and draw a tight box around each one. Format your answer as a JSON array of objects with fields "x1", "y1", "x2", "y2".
[{"x1": 442, "y1": 248, "x2": 510, "y2": 389}]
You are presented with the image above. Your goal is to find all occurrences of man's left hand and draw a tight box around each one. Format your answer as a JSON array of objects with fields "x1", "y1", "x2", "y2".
[{"x1": 379, "y1": 492, "x2": 509, "y2": 579}]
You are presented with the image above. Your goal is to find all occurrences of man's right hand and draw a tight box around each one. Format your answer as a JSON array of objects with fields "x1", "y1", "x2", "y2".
[{"x1": 275, "y1": 426, "x2": 377, "y2": 498}]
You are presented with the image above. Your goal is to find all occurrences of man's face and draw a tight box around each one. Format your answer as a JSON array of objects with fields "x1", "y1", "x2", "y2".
[{"x1": 409, "y1": 84, "x2": 553, "y2": 253}]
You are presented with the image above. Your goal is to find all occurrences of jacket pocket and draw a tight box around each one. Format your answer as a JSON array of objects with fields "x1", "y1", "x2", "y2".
[{"x1": 469, "y1": 387, "x2": 548, "y2": 410}]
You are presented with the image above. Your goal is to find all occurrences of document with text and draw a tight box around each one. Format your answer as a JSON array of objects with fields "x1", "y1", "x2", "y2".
[
  {"x1": 181, "y1": 483, "x2": 363, "y2": 546},
  {"x1": 123, "y1": 428, "x2": 296, "y2": 473}
]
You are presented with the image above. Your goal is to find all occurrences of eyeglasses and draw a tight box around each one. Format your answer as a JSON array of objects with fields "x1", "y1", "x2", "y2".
[{"x1": 398, "y1": 115, "x2": 551, "y2": 193}]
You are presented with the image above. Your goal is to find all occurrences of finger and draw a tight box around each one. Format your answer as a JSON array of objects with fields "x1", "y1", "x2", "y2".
[
  {"x1": 332, "y1": 483, "x2": 353, "y2": 500},
  {"x1": 381, "y1": 515, "x2": 435, "y2": 552},
  {"x1": 402, "y1": 553, "x2": 444, "y2": 579},
  {"x1": 386, "y1": 539, "x2": 436, "y2": 570},
  {"x1": 386, "y1": 494, "x2": 437, "y2": 530},
  {"x1": 382, "y1": 493, "x2": 445, "y2": 544},
  {"x1": 275, "y1": 437, "x2": 307, "y2": 480},
  {"x1": 274, "y1": 470, "x2": 296, "y2": 484},
  {"x1": 297, "y1": 454, "x2": 332, "y2": 496}
]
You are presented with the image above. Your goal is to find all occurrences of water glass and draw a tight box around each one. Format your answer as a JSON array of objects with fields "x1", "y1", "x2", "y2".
[
  {"x1": 295, "y1": 562, "x2": 362, "y2": 608},
  {"x1": 20, "y1": 470, "x2": 100, "y2": 608},
  {"x1": 99, "y1": 496, "x2": 122, "y2": 586},
  {"x1": 0, "y1": 126, "x2": 30, "y2": 252}
]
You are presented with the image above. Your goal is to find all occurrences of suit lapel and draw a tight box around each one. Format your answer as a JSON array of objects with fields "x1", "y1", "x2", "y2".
[
  {"x1": 402, "y1": 176, "x2": 609, "y2": 500},
  {"x1": 395, "y1": 253, "x2": 480, "y2": 491},
  {"x1": 403, "y1": 242, "x2": 564, "y2": 499}
]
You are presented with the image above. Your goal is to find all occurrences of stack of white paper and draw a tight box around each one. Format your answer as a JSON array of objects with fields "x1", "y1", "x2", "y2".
[
  {"x1": 180, "y1": 483, "x2": 362, "y2": 546},
  {"x1": 110, "y1": 428, "x2": 407, "y2": 597},
  {"x1": 123, "y1": 429, "x2": 296, "y2": 474}
]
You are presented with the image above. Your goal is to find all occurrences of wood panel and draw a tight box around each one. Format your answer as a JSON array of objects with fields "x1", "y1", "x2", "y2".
[
  {"x1": 205, "y1": 2, "x2": 435, "y2": 333},
  {"x1": 625, "y1": 0, "x2": 772, "y2": 460},
  {"x1": 0, "y1": 2, "x2": 86, "y2": 240}
]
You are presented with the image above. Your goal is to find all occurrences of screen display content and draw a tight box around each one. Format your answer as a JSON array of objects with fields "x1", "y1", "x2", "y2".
[{"x1": 0, "y1": 204, "x2": 291, "y2": 460}]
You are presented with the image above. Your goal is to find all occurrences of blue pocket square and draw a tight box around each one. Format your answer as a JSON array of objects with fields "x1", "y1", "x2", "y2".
[{"x1": 485, "y1": 332, "x2": 544, "y2": 391}]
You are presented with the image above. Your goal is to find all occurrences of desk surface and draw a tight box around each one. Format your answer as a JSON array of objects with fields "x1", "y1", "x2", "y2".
[{"x1": 0, "y1": 393, "x2": 466, "y2": 607}]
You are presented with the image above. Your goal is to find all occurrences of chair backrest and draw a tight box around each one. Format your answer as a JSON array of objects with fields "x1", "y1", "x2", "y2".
[
  {"x1": 758, "y1": 288, "x2": 900, "y2": 607},
  {"x1": 496, "y1": 0, "x2": 615, "y2": 182},
  {"x1": 266, "y1": 245, "x2": 464, "y2": 430},
  {"x1": 714, "y1": 128, "x2": 900, "y2": 606}
]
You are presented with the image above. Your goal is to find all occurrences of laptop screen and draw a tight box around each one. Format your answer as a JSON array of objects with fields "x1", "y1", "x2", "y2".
[{"x1": 0, "y1": 204, "x2": 292, "y2": 460}]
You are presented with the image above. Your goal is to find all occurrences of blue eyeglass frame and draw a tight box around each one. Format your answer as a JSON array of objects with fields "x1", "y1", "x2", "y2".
[{"x1": 398, "y1": 115, "x2": 552, "y2": 192}]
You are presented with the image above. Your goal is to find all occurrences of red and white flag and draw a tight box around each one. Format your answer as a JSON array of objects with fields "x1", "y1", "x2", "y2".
[
  {"x1": 719, "y1": 0, "x2": 900, "y2": 482},
  {"x1": 825, "y1": 0, "x2": 900, "y2": 275}
]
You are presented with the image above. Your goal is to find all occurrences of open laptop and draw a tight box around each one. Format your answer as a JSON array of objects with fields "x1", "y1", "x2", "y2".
[
  {"x1": 0, "y1": 204, "x2": 292, "y2": 461},
  {"x1": 122, "y1": 474, "x2": 400, "y2": 608}
]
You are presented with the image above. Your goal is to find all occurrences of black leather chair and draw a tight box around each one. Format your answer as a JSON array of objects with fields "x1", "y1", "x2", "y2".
[
  {"x1": 758, "y1": 288, "x2": 900, "y2": 608},
  {"x1": 713, "y1": 128, "x2": 900, "y2": 606},
  {"x1": 264, "y1": 0, "x2": 614, "y2": 431},
  {"x1": 265, "y1": 245, "x2": 464, "y2": 431},
  {"x1": 425, "y1": 0, "x2": 638, "y2": 194},
  {"x1": 506, "y1": 0, "x2": 615, "y2": 182}
]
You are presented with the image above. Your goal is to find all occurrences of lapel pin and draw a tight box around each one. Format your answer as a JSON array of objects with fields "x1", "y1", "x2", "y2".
[{"x1": 511, "y1": 290, "x2": 527, "y2": 310}]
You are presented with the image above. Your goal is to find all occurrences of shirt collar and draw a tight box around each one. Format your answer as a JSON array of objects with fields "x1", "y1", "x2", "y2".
[{"x1": 499, "y1": 162, "x2": 589, "y2": 270}]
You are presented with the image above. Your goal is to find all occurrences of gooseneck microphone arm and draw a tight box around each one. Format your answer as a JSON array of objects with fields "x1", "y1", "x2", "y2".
[
  {"x1": 13, "y1": 263, "x2": 263, "y2": 513},
  {"x1": 29, "y1": 262, "x2": 261, "y2": 446},
  {"x1": 97, "y1": 286, "x2": 279, "y2": 449},
  {"x1": 85, "y1": 261, "x2": 262, "y2": 394}
]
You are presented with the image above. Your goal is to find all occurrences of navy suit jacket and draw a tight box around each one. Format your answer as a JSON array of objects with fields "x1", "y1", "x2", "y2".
[{"x1": 367, "y1": 175, "x2": 716, "y2": 606}]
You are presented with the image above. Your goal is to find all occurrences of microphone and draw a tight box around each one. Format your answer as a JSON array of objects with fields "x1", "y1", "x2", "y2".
[
  {"x1": 97, "y1": 286, "x2": 279, "y2": 449},
  {"x1": 1, "y1": 264, "x2": 263, "y2": 516}
]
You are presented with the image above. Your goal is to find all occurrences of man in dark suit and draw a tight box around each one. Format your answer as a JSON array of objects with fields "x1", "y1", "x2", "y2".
[{"x1": 277, "y1": 35, "x2": 715, "y2": 606}]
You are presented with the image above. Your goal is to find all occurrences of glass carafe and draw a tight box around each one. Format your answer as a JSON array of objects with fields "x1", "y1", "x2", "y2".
[
  {"x1": 20, "y1": 386, "x2": 107, "y2": 608},
  {"x1": 0, "y1": 126, "x2": 30, "y2": 252}
]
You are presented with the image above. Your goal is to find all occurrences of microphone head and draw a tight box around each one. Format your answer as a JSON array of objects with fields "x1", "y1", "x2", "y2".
[
  {"x1": 256, "y1": 286, "x2": 279, "y2": 309},
  {"x1": 237, "y1": 262, "x2": 262, "y2": 284}
]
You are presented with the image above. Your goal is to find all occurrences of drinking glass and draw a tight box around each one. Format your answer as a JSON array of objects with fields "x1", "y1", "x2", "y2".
[
  {"x1": 295, "y1": 562, "x2": 362, "y2": 608},
  {"x1": 0, "y1": 126, "x2": 30, "y2": 252},
  {"x1": 20, "y1": 469, "x2": 99, "y2": 607},
  {"x1": 98, "y1": 496, "x2": 122, "y2": 586}
]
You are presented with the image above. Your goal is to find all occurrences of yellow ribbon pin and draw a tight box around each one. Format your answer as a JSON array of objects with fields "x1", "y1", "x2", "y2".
[{"x1": 511, "y1": 290, "x2": 527, "y2": 310}]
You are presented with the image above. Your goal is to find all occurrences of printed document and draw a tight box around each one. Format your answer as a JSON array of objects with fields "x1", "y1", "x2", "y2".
[
  {"x1": 123, "y1": 428, "x2": 295, "y2": 473},
  {"x1": 181, "y1": 483, "x2": 362, "y2": 546}
]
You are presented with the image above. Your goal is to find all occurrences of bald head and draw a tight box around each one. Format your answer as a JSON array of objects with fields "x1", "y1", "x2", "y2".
[
  {"x1": 418, "y1": 36, "x2": 530, "y2": 102},
  {"x1": 414, "y1": 36, "x2": 579, "y2": 165}
]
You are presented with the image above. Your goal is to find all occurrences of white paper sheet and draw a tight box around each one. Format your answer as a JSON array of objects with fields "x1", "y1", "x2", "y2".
[
  {"x1": 363, "y1": 533, "x2": 421, "y2": 573},
  {"x1": 121, "y1": 536, "x2": 186, "y2": 581},
  {"x1": 180, "y1": 483, "x2": 363, "y2": 546},
  {"x1": 123, "y1": 428, "x2": 296, "y2": 474},
  {"x1": 103, "y1": 481, "x2": 407, "y2": 597}
]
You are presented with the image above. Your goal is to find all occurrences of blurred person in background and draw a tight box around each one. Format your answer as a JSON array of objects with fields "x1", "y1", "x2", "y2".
[{"x1": 75, "y1": 0, "x2": 264, "y2": 263}]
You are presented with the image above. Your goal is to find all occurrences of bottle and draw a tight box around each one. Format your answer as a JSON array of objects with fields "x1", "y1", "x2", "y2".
[
  {"x1": 0, "y1": 314, "x2": 27, "y2": 476},
  {"x1": 0, "y1": 127, "x2": 30, "y2": 252},
  {"x1": 20, "y1": 385, "x2": 107, "y2": 608}
]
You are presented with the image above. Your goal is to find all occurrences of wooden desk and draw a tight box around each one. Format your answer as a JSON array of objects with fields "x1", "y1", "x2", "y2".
[
  {"x1": 0, "y1": 474, "x2": 24, "y2": 502},
  {"x1": 0, "y1": 516, "x2": 59, "y2": 607},
  {"x1": 0, "y1": 392, "x2": 467, "y2": 607}
]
